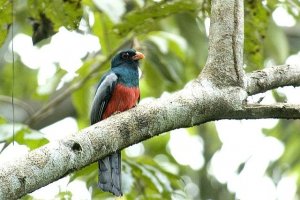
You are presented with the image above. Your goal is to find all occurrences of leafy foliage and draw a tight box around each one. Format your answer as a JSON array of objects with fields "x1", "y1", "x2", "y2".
[
  {"x1": 27, "y1": 0, "x2": 83, "y2": 43},
  {"x1": 70, "y1": 155, "x2": 188, "y2": 199},
  {"x1": 244, "y1": 0, "x2": 292, "y2": 71},
  {"x1": 244, "y1": 0, "x2": 270, "y2": 70},
  {"x1": 265, "y1": 120, "x2": 300, "y2": 188},
  {"x1": 0, "y1": 0, "x2": 12, "y2": 47},
  {"x1": 0, "y1": 60, "x2": 38, "y2": 98},
  {"x1": 114, "y1": 0, "x2": 199, "y2": 37},
  {"x1": 0, "y1": 123, "x2": 48, "y2": 150},
  {"x1": 0, "y1": 0, "x2": 299, "y2": 199}
]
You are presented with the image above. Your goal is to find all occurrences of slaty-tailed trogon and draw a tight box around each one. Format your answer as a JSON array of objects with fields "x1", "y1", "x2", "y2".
[{"x1": 90, "y1": 49, "x2": 144, "y2": 196}]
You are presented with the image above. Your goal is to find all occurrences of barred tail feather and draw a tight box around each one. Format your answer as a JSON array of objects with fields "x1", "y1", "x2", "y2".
[{"x1": 98, "y1": 151, "x2": 122, "y2": 196}]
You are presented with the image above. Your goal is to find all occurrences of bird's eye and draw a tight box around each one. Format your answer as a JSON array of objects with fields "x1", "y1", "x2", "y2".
[{"x1": 121, "y1": 52, "x2": 130, "y2": 59}]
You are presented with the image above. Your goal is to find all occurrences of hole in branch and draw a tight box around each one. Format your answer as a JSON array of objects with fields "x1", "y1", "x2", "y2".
[{"x1": 71, "y1": 142, "x2": 82, "y2": 152}]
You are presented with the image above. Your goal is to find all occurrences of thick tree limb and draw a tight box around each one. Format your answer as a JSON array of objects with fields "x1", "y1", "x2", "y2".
[
  {"x1": 0, "y1": 71, "x2": 299, "y2": 198},
  {"x1": 246, "y1": 64, "x2": 300, "y2": 95},
  {"x1": 0, "y1": 80, "x2": 246, "y2": 199},
  {"x1": 201, "y1": 0, "x2": 245, "y2": 87},
  {"x1": 1, "y1": 0, "x2": 300, "y2": 199}
]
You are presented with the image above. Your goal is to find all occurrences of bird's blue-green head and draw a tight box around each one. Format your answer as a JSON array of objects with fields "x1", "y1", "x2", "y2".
[{"x1": 111, "y1": 49, "x2": 145, "y2": 69}]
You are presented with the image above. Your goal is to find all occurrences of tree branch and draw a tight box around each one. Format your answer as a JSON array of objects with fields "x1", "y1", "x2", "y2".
[
  {"x1": 1, "y1": 82, "x2": 241, "y2": 199},
  {"x1": 201, "y1": 0, "x2": 245, "y2": 87},
  {"x1": 227, "y1": 103, "x2": 300, "y2": 119},
  {"x1": 246, "y1": 64, "x2": 300, "y2": 95},
  {"x1": 1, "y1": 73, "x2": 299, "y2": 198},
  {"x1": 2, "y1": 0, "x2": 300, "y2": 199}
]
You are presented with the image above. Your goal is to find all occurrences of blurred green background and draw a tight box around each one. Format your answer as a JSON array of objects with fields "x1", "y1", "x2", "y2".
[{"x1": 0, "y1": 0, "x2": 300, "y2": 199}]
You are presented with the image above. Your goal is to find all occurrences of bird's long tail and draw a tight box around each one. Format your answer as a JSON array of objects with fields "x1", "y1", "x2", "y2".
[{"x1": 98, "y1": 151, "x2": 122, "y2": 196}]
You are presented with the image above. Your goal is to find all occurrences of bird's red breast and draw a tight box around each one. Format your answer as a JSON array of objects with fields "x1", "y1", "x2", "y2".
[{"x1": 102, "y1": 83, "x2": 140, "y2": 120}]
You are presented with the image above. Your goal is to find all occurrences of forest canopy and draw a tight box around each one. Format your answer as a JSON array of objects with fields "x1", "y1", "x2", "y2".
[{"x1": 0, "y1": 0, "x2": 300, "y2": 199}]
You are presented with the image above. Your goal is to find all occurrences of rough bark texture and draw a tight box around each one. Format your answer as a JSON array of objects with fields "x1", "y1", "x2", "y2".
[
  {"x1": 0, "y1": 0, "x2": 300, "y2": 199},
  {"x1": 233, "y1": 103, "x2": 300, "y2": 119},
  {"x1": 246, "y1": 64, "x2": 300, "y2": 95},
  {"x1": 200, "y1": 0, "x2": 245, "y2": 87}
]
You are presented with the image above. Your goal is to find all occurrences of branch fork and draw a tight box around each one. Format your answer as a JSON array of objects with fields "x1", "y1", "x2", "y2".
[{"x1": 1, "y1": 0, "x2": 300, "y2": 199}]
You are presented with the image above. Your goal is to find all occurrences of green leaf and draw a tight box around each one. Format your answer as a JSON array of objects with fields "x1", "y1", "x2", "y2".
[
  {"x1": 0, "y1": 60, "x2": 38, "y2": 99},
  {"x1": 92, "y1": 12, "x2": 122, "y2": 55},
  {"x1": 123, "y1": 157, "x2": 185, "y2": 198},
  {"x1": 126, "y1": 160, "x2": 163, "y2": 194},
  {"x1": 244, "y1": 0, "x2": 270, "y2": 70},
  {"x1": 114, "y1": 0, "x2": 199, "y2": 37},
  {"x1": 55, "y1": 190, "x2": 72, "y2": 199},
  {"x1": 27, "y1": 0, "x2": 83, "y2": 43},
  {"x1": 0, "y1": 124, "x2": 48, "y2": 149},
  {"x1": 0, "y1": 0, "x2": 11, "y2": 47},
  {"x1": 145, "y1": 41, "x2": 181, "y2": 83},
  {"x1": 21, "y1": 194, "x2": 34, "y2": 200},
  {"x1": 272, "y1": 90, "x2": 287, "y2": 103},
  {"x1": 145, "y1": 165, "x2": 173, "y2": 195}
]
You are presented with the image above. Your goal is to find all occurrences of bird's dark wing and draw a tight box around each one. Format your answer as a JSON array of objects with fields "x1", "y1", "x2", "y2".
[{"x1": 90, "y1": 72, "x2": 118, "y2": 124}]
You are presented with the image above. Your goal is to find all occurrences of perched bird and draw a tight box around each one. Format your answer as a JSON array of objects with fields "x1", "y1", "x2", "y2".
[{"x1": 90, "y1": 49, "x2": 144, "y2": 196}]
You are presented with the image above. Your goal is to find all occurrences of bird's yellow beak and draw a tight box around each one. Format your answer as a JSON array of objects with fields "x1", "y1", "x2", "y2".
[{"x1": 132, "y1": 51, "x2": 145, "y2": 60}]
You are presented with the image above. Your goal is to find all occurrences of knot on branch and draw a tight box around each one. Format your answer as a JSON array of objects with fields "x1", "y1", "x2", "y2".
[
  {"x1": 71, "y1": 142, "x2": 82, "y2": 152},
  {"x1": 63, "y1": 140, "x2": 82, "y2": 154}
]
